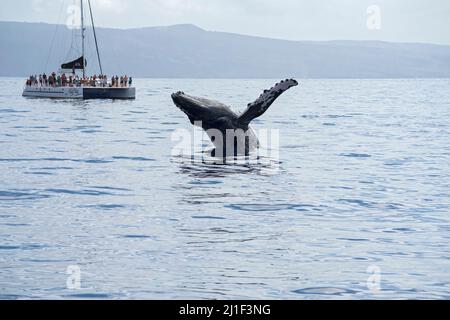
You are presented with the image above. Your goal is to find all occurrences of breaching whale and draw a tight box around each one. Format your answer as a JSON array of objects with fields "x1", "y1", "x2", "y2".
[{"x1": 171, "y1": 79, "x2": 298, "y2": 156}]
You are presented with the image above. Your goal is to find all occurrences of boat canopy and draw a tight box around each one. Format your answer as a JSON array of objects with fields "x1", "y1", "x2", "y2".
[{"x1": 61, "y1": 56, "x2": 86, "y2": 70}]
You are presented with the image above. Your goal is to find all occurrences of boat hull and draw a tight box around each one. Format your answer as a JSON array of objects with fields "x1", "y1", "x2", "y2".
[
  {"x1": 83, "y1": 87, "x2": 135, "y2": 100},
  {"x1": 22, "y1": 86, "x2": 135, "y2": 100}
]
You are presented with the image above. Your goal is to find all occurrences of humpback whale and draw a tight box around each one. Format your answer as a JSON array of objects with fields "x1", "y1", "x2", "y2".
[{"x1": 171, "y1": 79, "x2": 298, "y2": 156}]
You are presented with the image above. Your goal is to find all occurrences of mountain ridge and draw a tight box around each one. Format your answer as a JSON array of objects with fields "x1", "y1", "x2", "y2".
[
  {"x1": 4, "y1": 20, "x2": 450, "y2": 47},
  {"x1": 1, "y1": 21, "x2": 450, "y2": 78}
]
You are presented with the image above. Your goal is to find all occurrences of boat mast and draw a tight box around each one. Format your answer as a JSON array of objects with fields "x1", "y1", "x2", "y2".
[
  {"x1": 88, "y1": 0, "x2": 103, "y2": 75},
  {"x1": 80, "y1": 0, "x2": 85, "y2": 78}
]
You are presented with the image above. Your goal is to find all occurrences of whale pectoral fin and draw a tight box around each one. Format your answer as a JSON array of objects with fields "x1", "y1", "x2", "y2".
[
  {"x1": 238, "y1": 79, "x2": 299, "y2": 125},
  {"x1": 187, "y1": 114, "x2": 196, "y2": 125}
]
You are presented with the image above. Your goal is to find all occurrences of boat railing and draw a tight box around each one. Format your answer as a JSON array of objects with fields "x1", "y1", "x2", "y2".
[{"x1": 25, "y1": 82, "x2": 132, "y2": 89}]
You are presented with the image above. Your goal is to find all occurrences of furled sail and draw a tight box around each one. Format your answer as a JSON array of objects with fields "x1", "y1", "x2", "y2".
[{"x1": 61, "y1": 56, "x2": 86, "y2": 70}]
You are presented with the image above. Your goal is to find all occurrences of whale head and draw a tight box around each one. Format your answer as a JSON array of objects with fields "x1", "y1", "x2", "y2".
[{"x1": 171, "y1": 91, "x2": 239, "y2": 129}]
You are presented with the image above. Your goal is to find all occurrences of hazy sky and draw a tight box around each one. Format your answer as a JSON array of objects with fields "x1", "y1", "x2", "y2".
[{"x1": 1, "y1": 0, "x2": 449, "y2": 44}]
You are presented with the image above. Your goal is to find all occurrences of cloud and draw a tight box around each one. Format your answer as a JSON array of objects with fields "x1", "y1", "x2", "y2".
[
  {"x1": 95, "y1": 0, "x2": 128, "y2": 13},
  {"x1": 32, "y1": 0, "x2": 64, "y2": 13},
  {"x1": 2, "y1": 0, "x2": 450, "y2": 45}
]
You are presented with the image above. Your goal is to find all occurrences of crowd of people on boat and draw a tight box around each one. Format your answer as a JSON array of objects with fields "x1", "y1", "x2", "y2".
[{"x1": 25, "y1": 73, "x2": 133, "y2": 88}]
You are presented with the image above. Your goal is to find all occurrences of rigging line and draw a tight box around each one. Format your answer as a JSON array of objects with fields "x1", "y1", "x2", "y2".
[
  {"x1": 81, "y1": 0, "x2": 85, "y2": 77},
  {"x1": 66, "y1": 16, "x2": 77, "y2": 61},
  {"x1": 88, "y1": 0, "x2": 103, "y2": 75},
  {"x1": 69, "y1": 11, "x2": 83, "y2": 60},
  {"x1": 44, "y1": 0, "x2": 66, "y2": 72}
]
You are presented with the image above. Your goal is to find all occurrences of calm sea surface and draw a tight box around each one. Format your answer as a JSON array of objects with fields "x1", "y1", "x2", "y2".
[{"x1": 0, "y1": 78, "x2": 449, "y2": 299}]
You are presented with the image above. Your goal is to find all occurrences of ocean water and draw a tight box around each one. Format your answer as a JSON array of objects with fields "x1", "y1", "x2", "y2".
[{"x1": 0, "y1": 78, "x2": 449, "y2": 299}]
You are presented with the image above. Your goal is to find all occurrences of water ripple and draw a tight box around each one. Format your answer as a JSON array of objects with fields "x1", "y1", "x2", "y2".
[
  {"x1": 339, "y1": 153, "x2": 372, "y2": 158},
  {"x1": 45, "y1": 189, "x2": 115, "y2": 196},
  {"x1": 226, "y1": 203, "x2": 318, "y2": 212},
  {"x1": 0, "y1": 191, "x2": 50, "y2": 201},
  {"x1": 292, "y1": 287, "x2": 358, "y2": 296}
]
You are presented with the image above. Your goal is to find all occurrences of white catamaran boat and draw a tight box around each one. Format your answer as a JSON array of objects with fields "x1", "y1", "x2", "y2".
[{"x1": 22, "y1": 0, "x2": 135, "y2": 100}]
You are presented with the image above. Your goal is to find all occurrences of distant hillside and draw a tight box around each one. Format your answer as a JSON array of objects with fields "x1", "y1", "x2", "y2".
[{"x1": 1, "y1": 21, "x2": 450, "y2": 78}]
